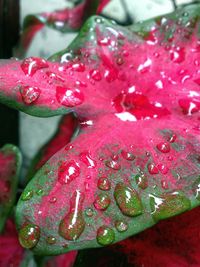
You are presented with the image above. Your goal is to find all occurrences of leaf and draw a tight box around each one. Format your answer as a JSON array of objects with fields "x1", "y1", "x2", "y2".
[
  {"x1": 0, "y1": 145, "x2": 22, "y2": 233},
  {"x1": 19, "y1": 0, "x2": 110, "y2": 53},
  {"x1": 15, "y1": 3, "x2": 200, "y2": 255},
  {"x1": 74, "y1": 207, "x2": 200, "y2": 267}
]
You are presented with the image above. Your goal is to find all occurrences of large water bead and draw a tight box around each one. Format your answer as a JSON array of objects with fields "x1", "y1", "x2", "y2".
[
  {"x1": 114, "y1": 183, "x2": 143, "y2": 217},
  {"x1": 19, "y1": 224, "x2": 40, "y2": 249}
]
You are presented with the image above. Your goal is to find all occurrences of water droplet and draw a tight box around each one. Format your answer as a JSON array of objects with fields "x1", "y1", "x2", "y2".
[
  {"x1": 105, "y1": 160, "x2": 121, "y2": 170},
  {"x1": 79, "y1": 151, "x2": 96, "y2": 168},
  {"x1": 46, "y1": 236, "x2": 56, "y2": 245},
  {"x1": 170, "y1": 47, "x2": 185, "y2": 63},
  {"x1": 95, "y1": 17, "x2": 103, "y2": 24},
  {"x1": 168, "y1": 134, "x2": 177, "y2": 143},
  {"x1": 36, "y1": 189, "x2": 44, "y2": 196},
  {"x1": 135, "y1": 174, "x2": 148, "y2": 189},
  {"x1": 157, "y1": 163, "x2": 168, "y2": 174},
  {"x1": 104, "y1": 69, "x2": 117, "y2": 82},
  {"x1": 121, "y1": 150, "x2": 135, "y2": 161},
  {"x1": 116, "y1": 56, "x2": 124, "y2": 65},
  {"x1": 150, "y1": 191, "x2": 191, "y2": 222},
  {"x1": 161, "y1": 180, "x2": 169, "y2": 189},
  {"x1": 56, "y1": 86, "x2": 84, "y2": 107},
  {"x1": 21, "y1": 190, "x2": 33, "y2": 201},
  {"x1": 85, "y1": 208, "x2": 94, "y2": 217},
  {"x1": 58, "y1": 160, "x2": 80, "y2": 185},
  {"x1": 21, "y1": 57, "x2": 49, "y2": 76},
  {"x1": 49, "y1": 197, "x2": 57, "y2": 203},
  {"x1": 19, "y1": 224, "x2": 40, "y2": 249},
  {"x1": 148, "y1": 163, "x2": 159, "y2": 175},
  {"x1": 93, "y1": 193, "x2": 111, "y2": 211},
  {"x1": 96, "y1": 226, "x2": 115, "y2": 246},
  {"x1": 156, "y1": 142, "x2": 170, "y2": 153},
  {"x1": 72, "y1": 63, "x2": 85, "y2": 72},
  {"x1": 89, "y1": 69, "x2": 102, "y2": 81},
  {"x1": 115, "y1": 220, "x2": 128, "y2": 232},
  {"x1": 20, "y1": 86, "x2": 41, "y2": 104},
  {"x1": 59, "y1": 190, "x2": 85, "y2": 241},
  {"x1": 114, "y1": 183, "x2": 143, "y2": 217},
  {"x1": 97, "y1": 177, "x2": 111, "y2": 191}
]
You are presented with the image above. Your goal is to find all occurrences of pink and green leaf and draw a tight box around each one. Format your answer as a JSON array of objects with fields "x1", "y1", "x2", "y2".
[
  {"x1": 12, "y1": 3, "x2": 200, "y2": 255},
  {"x1": 0, "y1": 145, "x2": 22, "y2": 233}
]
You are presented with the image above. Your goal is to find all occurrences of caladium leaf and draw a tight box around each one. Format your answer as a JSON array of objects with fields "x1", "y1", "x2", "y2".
[
  {"x1": 26, "y1": 113, "x2": 78, "y2": 181},
  {"x1": 74, "y1": 207, "x2": 200, "y2": 267},
  {"x1": 14, "y1": 3, "x2": 200, "y2": 255},
  {"x1": 0, "y1": 145, "x2": 22, "y2": 233},
  {"x1": 20, "y1": 0, "x2": 110, "y2": 53}
]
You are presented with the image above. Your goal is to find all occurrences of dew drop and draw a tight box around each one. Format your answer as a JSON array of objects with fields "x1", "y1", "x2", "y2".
[
  {"x1": 93, "y1": 193, "x2": 111, "y2": 211},
  {"x1": 20, "y1": 86, "x2": 41, "y2": 104},
  {"x1": 59, "y1": 190, "x2": 85, "y2": 241},
  {"x1": 105, "y1": 160, "x2": 121, "y2": 170},
  {"x1": 85, "y1": 208, "x2": 94, "y2": 217},
  {"x1": 21, "y1": 57, "x2": 49, "y2": 76},
  {"x1": 104, "y1": 69, "x2": 117, "y2": 82},
  {"x1": 21, "y1": 190, "x2": 33, "y2": 201},
  {"x1": 148, "y1": 163, "x2": 159, "y2": 175},
  {"x1": 19, "y1": 224, "x2": 40, "y2": 249},
  {"x1": 49, "y1": 197, "x2": 57, "y2": 203},
  {"x1": 156, "y1": 142, "x2": 170, "y2": 153},
  {"x1": 116, "y1": 56, "x2": 124, "y2": 65},
  {"x1": 58, "y1": 160, "x2": 80, "y2": 185},
  {"x1": 135, "y1": 174, "x2": 148, "y2": 189},
  {"x1": 96, "y1": 226, "x2": 115, "y2": 246},
  {"x1": 168, "y1": 134, "x2": 177, "y2": 143},
  {"x1": 56, "y1": 86, "x2": 84, "y2": 107},
  {"x1": 150, "y1": 191, "x2": 191, "y2": 222},
  {"x1": 72, "y1": 62, "x2": 85, "y2": 72},
  {"x1": 115, "y1": 220, "x2": 128, "y2": 232},
  {"x1": 97, "y1": 177, "x2": 111, "y2": 191},
  {"x1": 157, "y1": 163, "x2": 168, "y2": 174},
  {"x1": 114, "y1": 183, "x2": 143, "y2": 217},
  {"x1": 36, "y1": 189, "x2": 44, "y2": 196},
  {"x1": 161, "y1": 180, "x2": 169, "y2": 190},
  {"x1": 170, "y1": 47, "x2": 185, "y2": 63},
  {"x1": 79, "y1": 151, "x2": 97, "y2": 169},
  {"x1": 121, "y1": 150, "x2": 135, "y2": 161},
  {"x1": 89, "y1": 69, "x2": 102, "y2": 81},
  {"x1": 46, "y1": 236, "x2": 56, "y2": 245}
]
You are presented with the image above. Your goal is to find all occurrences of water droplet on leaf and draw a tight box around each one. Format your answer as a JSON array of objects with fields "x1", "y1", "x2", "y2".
[
  {"x1": 19, "y1": 224, "x2": 40, "y2": 249},
  {"x1": 150, "y1": 191, "x2": 191, "y2": 222},
  {"x1": 56, "y1": 86, "x2": 84, "y2": 107},
  {"x1": 114, "y1": 183, "x2": 143, "y2": 217},
  {"x1": 96, "y1": 226, "x2": 115, "y2": 246},
  {"x1": 59, "y1": 190, "x2": 85, "y2": 241},
  {"x1": 93, "y1": 193, "x2": 111, "y2": 211},
  {"x1": 20, "y1": 86, "x2": 41, "y2": 104},
  {"x1": 58, "y1": 160, "x2": 80, "y2": 185},
  {"x1": 21, "y1": 57, "x2": 49, "y2": 76},
  {"x1": 115, "y1": 220, "x2": 128, "y2": 232},
  {"x1": 97, "y1": 177, "x2": 111, "y2": 191}
]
